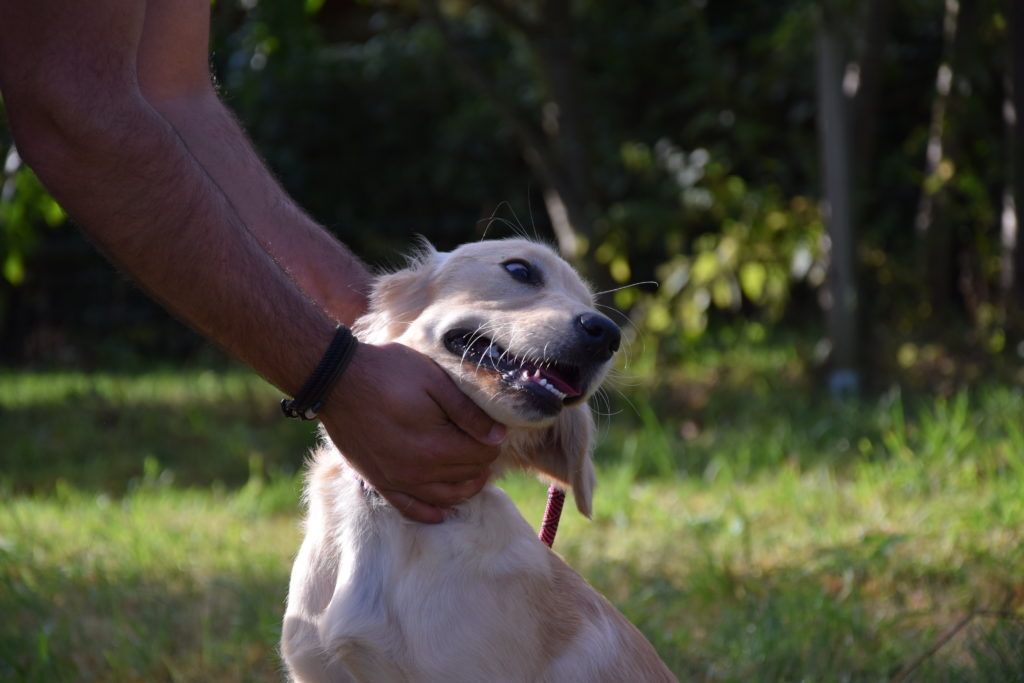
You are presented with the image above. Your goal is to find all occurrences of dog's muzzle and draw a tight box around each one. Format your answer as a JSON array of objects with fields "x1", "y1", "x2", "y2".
[{"x1": 443, "y1": 319, "x2": 618, "y2": 416}]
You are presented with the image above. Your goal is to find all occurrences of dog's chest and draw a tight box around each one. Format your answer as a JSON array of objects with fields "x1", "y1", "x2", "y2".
[{"x1": 324, "y1": 487, "x2": 556, "y2": 681}]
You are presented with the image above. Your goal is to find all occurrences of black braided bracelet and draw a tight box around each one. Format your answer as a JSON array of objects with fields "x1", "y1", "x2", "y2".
[{"x1": 281, "y1": 325, "x2": 358, "y2": 420}]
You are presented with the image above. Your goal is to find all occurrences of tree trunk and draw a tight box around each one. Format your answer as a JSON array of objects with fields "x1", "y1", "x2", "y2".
[
  {"x1": 914, "y1": 0, "x2": 979, "y2": 314},
  {"x1": 851, "y1": 0, "x2": 890, "y2": 207},
  {"x1": 816, "y1": 8, "x2": 859, "y2": 393},
  {"x1": 914, "y1": 0, "x2": 959, "y2": 312},
  {"x1": 420, "y1": 0, "x2": 593, "y2": 262},
  {"x1": 533, "y1": 0, "x2": 596, "y2": 259},
  {"x1": 1008, "y1": 0, "x2": 1024, "y2": 330}
]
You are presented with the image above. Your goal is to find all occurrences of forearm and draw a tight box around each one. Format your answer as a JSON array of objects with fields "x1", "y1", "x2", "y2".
[
  {"x1": 135, "y1": 0, "x2": 370, "y2": 325},
  {"x1": 151, "y1": 91, "x2": 371, "y2": 325},
  {"x1": 5, "y1": 87, "x2": 335, "y2": 396},
  {"x1": 0, "y1": 0, "x2": 501, "y2": 523}
]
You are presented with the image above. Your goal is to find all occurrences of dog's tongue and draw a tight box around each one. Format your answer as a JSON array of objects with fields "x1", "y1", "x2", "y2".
[{"x1": 537, "y1": 366, "x2": 582, "y2": 397}]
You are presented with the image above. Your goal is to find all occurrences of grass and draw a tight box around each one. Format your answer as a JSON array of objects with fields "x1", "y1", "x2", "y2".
[{"x1": 2, "y1": 343, "x2": 1024, "y2": 681}]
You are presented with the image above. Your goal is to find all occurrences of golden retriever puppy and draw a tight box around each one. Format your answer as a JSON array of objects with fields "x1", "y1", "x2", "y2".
[{"x1": 282, "y1": 238, "x2": 676, "y2": 682}]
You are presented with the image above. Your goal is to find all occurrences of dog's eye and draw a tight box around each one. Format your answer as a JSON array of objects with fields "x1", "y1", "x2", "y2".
[{"x1": 502, "y1": 259, "x2": 540, "y2": 285}]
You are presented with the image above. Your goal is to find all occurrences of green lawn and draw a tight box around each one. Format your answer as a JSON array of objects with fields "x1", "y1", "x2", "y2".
[{"x1": 2, "y1": 346, "x2": 1023, "y2": 681}]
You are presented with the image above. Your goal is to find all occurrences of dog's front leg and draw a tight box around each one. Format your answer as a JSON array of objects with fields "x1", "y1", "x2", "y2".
[{"x1": 282, "y1": 526, "x2": 355, "y2": 683}]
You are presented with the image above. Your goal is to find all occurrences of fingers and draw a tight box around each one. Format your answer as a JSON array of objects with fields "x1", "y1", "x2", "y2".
[
  {"x1": 434, "y1": 464, "x2": 491, "y2": 483},
  {"x1": 380, "y1": 490, "x2": 446, "y2": 524},
  {"x1": 427, "y1": 372, "x2": 507, "y2": 447},
  {"x1": 381, "y1": 473, "x2": 488, "y2": 523},
  {"x1": 378, "y1": 470, "x2": 489, "y2": 523},
  {"x1": 410, "y1": 472, "x2": 491, "y2": 508},
  {"x1": 375, "y1": 452, "x2": 488, "y2": 488}
]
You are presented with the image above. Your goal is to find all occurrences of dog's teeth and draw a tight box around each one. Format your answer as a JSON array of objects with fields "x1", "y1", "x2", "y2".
[{"x1": 544, "y1": 383, "x2": 565, "y2": 398}]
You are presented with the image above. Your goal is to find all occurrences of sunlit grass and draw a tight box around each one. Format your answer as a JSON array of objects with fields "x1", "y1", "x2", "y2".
[{"x1": 2, "y1": 349, "x2": 1023, "y2": 681}]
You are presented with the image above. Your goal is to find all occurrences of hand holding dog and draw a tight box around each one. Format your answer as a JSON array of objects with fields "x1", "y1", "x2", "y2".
[
  {"x1": 320, "y1": 341, "x2": 506, "y2": 524},
  {"x1": 0, "y1": 0, "x2": 503, "y2": 526}
]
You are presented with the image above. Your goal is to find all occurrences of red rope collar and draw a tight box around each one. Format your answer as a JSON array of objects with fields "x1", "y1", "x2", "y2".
[{"x1": 538, "y1": 485, "x2": 566, "y2": 547}]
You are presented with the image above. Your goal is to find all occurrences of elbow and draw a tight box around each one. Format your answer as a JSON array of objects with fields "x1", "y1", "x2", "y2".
[
  {"x1": 2, "y1": 69, "x2": 146, "y2": 182},
  {"x1": 3, "y1": 90, "x2": 71, "y2": 176}
]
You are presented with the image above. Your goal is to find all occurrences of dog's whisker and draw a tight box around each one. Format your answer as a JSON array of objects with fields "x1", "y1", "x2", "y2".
[
  {"x1": 603, "y1": 370, "x2": 645, "y2": 389},
  {"x1": 460, "y1": 325, "x2": 486, "y2": 363},
  {"x1": 493, "y1": 325, "x2": 516, "y2": 368},
  {"x1": 590, "y1": 386, "x2": 622, "y2": 421},
  {"x1": 478, "y1": 201, "x2": 520, "y2": 241},
  {"x1": 526, "y1": 185, "x2": 541, "y2": 242},
  {"x1": 460, "y1": 323, "x2": 491, "y2": 369},
  {"x1": 598, "y1": 387, "x2": 623, "y2": 417},
  {"x1": 478, "y1": 214, "x2": 497, "y2": 241},
  {"x1": 592, "y1": 281, "x2": 659, "y2": 298},
  {"x1": 611, "y1": 385, "x2": 644, "y2": 419},
  {"x1": 502, "y1": 200, "x2": 535, "y2": 243},
  {"x1": 594, "y1": 302, "x2": 643, "y2": 341},
  {"x1": 477, "y1": 203, "x2": 532, "y2": 241}
]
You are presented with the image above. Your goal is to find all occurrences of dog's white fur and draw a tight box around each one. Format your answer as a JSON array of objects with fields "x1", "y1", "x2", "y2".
[{"x1": 282, "y1": 239, "x2": 676, "y2": 682}]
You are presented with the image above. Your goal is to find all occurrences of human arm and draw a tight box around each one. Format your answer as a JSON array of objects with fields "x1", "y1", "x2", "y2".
[
  {"x1": 136, "y1": 0, "x2": 369, "y2": 325},
  {"x1": 0, "y1": 0, "x2": 503, "y2": 522}
]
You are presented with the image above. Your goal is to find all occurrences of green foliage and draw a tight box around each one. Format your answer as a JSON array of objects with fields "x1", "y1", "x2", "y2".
[
  {"x1": 3, "y1": 345, "x2": 1024, "y2": 680},
  {"x1": 601, "y1": 140, "x2": 825, "y2": 345},
  {"x1": 0, "y1": 0, "x2": 1021, "y2": 373},
  {"x1": 0, "y1": 146, "x2": 66, "y2": 286},
  {"x1": 209, "y1": 1, "x2": 523, "y2": 263}
]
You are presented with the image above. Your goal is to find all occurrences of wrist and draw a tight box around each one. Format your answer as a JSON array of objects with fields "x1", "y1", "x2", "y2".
[
  {"x1": 324, "y1": 338, "x2": 378, "y2": 408},
  {"x1": 281, "y1": 325, "x2": 359, "y2": 421}
]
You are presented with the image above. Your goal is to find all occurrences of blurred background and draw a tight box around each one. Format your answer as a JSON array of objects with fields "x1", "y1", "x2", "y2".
[{"x1": 2, "y1": 0, "x2": 1024, "y2": 680}]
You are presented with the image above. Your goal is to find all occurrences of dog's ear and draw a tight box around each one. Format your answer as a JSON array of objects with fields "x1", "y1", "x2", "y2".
[
  {"x1": 353, "y1": 245, "x2": 447, "y2": 343},
  {"x1": 528, "y1": 403, "x2": 596, "y2": 518}
]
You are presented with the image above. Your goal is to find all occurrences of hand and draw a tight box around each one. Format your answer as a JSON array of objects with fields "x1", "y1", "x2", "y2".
[{"x1": 319, "y1": 341, "x2": 506, "y2": 523}]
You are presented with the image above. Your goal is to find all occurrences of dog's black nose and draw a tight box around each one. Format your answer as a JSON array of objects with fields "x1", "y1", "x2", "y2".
[{"x1": 577, "y1": 313, "x2": 621, "y2": 361}]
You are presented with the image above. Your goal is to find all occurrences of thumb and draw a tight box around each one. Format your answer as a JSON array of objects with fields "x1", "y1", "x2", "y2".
[{"x1": 428, "y1": 375, "x2": 506, "y2": 446}]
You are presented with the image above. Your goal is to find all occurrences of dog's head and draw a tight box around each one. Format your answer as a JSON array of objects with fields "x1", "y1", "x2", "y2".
[{"x1": 353, "y1": 238, "x2": 620, "y2": 516}]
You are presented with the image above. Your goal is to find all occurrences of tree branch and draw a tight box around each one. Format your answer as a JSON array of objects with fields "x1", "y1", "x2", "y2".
[
  {"x1": 420, "y1": 0, "x2": 544, "y2": 152},
  {"x1": 419, "y1": 1, "x2": 572, "y2": 208},
  {"x1": 475, "y1": 0, "x2": 539, "y2": 37},
  {"x1": 420, "y1": 0, "x2": 590, "y2": 258},
  {"x1": 891, "y1": 611, "x2": 976, "y2": 683}
]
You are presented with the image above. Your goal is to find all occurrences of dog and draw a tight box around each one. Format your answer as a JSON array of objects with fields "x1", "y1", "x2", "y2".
[{"x1": 281, "y1": 238, "x2": 676, "y2": 682}]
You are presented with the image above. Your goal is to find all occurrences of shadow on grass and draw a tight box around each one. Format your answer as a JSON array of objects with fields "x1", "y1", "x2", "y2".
[
  {"x1": 0, "y1": 558, "x2": 289, "y2": 683},
  {"x1": 0, "y1": 402, "x2": 316, "y2": 495}
]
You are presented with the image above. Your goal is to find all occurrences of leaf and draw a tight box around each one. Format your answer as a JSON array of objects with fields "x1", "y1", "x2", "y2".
[
  {"x1": 610, "y1": 256, "x2": 631, "y2": 284},
  {"x1": 42, "y1": 198, "x2": 66, "y2": 227},
  {"x1": 620, "y1": 141, "x2": 653, "y2": 172},
  {"x1": 711, "y1": 276, "x2": 736, "y2": 309},
  {"x1": 646, "y1": 302, "x2": 672, "y2": 332},
  {"x1": 679, "y1": 298, "x2": 708, "y2": 337},
  {"x1": 740, "y1": 262, "x2": 768, "y2": 302},
  {"x1": 717, "y1": 235, "x2": 739, "y2": 268},
  {"x1": 692, "y1": 251, "x2": 719, "y2": 285},
  {"x1": 3, "y1": 252, "x2": 25, "y2": 285}
]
